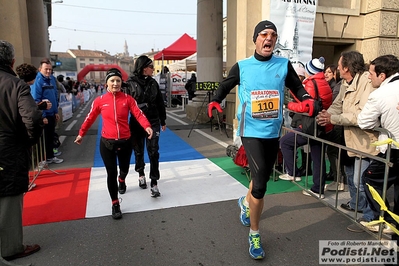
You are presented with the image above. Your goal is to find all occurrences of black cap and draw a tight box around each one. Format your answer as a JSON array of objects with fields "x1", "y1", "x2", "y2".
[
  {"x1": 133, "y1": 55, "x2": 153, "y2": 76},
  {"x1": 105, "y1": 68, "x2": 122, "y2": 82},
  {"x1": 253, "y1": 20, "x2": 277, "y2": 43}
]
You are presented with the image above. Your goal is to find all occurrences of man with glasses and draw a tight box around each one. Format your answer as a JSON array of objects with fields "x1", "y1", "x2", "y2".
[
  {"x1": 124, "y1": 55, "x2": 166, "y2": 198},
  {"x1": 208, "y1": 20, "x2": 310, "y2": 260},
  {"x1": 31, "y1": 58, "x2": 63, "y2": 164}
]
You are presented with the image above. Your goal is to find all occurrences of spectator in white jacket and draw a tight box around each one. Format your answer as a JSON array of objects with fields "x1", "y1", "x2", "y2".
[{"x1": 357, "y1": 54, "x2": 399, "y2": 235}]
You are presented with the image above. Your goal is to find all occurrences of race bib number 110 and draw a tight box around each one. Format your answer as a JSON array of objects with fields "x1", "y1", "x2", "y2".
[{"x1": 251, "y1": 90, "x2": 280, "y2": 119}]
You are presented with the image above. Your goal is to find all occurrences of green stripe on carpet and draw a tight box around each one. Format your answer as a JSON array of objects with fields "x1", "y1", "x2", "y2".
[{"x1": 209, "y1": 157, "x2": 316, "y2": 195}]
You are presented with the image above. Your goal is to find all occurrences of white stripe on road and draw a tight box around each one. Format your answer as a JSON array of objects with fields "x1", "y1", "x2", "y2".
[
  {"x1": 166, "y1": 113, "x2": 188, "y2": 125},
  {"x1": 166, "y1": 111, "x2": 230, "y2": 148},
  {"x1": 59, "y1": 135, "x2": 66, "y2": 145},
  {"x1": 193, "y1": 129, "x2": 229, "y2": 148},
  {"x1": 65, "y1": 120, "x2": 77, "y2": 131}
]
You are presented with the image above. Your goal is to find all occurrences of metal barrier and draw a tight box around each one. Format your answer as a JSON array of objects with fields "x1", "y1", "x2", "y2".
[
  {"x1": 28, "y1": 131, "x2": 60, "y2": 191},
  {"x1": 276, "y1": 111, "x2": 396, "y2": 240}
]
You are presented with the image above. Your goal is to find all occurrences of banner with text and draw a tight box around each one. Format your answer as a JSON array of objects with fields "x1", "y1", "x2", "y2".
[
  {"x1": 155, "y1": 72, "x2": 196, "y2": 96},
  {"x1": 270, "y1": 0, "x2": 318, "y2": 65}
]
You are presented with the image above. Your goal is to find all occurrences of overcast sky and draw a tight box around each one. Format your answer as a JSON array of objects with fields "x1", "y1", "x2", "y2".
[{"x1": 49, "y1": 0, "x2": 226, "y2": 56}]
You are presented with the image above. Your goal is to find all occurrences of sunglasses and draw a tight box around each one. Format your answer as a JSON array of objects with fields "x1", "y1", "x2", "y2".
[
  {"x1": 258, "y1": 31, "x2": 277, "y2": 39},
  {"x1": 147, "y1": 65, "x2": 154, "y2": 69}
]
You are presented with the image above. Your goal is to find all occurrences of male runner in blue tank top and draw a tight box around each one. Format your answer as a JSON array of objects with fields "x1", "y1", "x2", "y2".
[{"x1": 208, "y1": 20, "x2": 311, "y2": 260}]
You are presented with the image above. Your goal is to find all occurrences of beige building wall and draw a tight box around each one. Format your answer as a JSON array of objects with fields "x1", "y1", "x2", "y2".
[
  {"x1": 313, "y1": 0, "x2": 399, "y2": 63},
  {"x1": 0, "y1": 1, "x2": 33, "y2": 67}
]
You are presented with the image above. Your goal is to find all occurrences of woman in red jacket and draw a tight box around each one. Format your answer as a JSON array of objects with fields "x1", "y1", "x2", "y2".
[
  {"x1": 279, "y1": 57, "x2": 332, "y2": 198},
  {"x1": 74, "y1": 68, "x2": 153, "y2": 219}
]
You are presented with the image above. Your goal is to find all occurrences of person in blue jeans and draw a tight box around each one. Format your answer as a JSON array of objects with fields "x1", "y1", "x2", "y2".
[
  {"x1": 357, "y1": 54, "x2": 399, "y2": 235},
  {"x1": 344, "y1": 158, "x2": 374, "y2": 223},
  {"x1": 316, "y1": 51, "x2": 378, "y2": 232}
]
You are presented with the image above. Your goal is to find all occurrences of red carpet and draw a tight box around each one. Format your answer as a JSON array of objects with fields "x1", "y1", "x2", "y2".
[{"x1": 23, "y1": 168, "x2": 91, "y2": 226}]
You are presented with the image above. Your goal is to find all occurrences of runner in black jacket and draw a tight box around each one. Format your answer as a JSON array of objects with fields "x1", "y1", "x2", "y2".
[{"x1": 124, "y1": 55, "x2": 166, "y2": 197}]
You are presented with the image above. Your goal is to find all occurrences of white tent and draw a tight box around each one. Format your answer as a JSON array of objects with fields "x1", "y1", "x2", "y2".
[
  {"x1": 167, "y1": 53, "x2": 226, "y2": 74},
  {"x1": 167, "y1": 53, "x2": 197, "y2": 72}
]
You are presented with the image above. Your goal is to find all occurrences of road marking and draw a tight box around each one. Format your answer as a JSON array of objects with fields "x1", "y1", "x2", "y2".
[
  {"x1": 166, "y1": 111, "x2": 230, "y2": 148},
  {"x1": 166, "y1": 113, "x2": 188, "y2": 125},
  {"x1": 166, "y1": 110, "x2": 187, "y2": 118},
  {"x1": 58, "y1": 96, "x2": 95, "y2": 148},
  {"x1": 65, "y1": 120, "x2": 77, "y2": 131},
  {"x1": 193, "y1": 129, "x2": 229, "y2": 148},
  {"x1": 59, "y1": 135, "x2": 66, "y2": 145}
]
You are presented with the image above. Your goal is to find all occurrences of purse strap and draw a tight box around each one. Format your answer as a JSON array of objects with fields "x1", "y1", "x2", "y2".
[{"x1": 311, "y1": 79, "x2": 320, "y2": 100}]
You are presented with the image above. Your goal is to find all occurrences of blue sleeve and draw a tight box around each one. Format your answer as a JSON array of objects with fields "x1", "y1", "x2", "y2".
[
  {"x1": 31, "y1": 77, "x2": 43, "y2": 103},
  {"x1": 51, "y1": 78, "x2": 59, "y2": 110}
]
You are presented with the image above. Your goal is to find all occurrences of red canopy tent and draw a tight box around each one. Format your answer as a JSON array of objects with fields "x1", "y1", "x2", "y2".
[{"x1": 154, "y1": 33, "x2": 196, "y2": 60}]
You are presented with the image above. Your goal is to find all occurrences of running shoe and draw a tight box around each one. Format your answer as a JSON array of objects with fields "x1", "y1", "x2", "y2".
[
  {"x1": 238, "y1": 196, "x2": 250, "y2": 227},
  {"x1": 139, "y1": 176, "x2": 147, "y2": 189},
  {"x1": 248, "y1": 233, "x2": 265, "y2": 260},
  {"x1": 53, "y1": 148, "x2": 62, "y2": 157},
  {"x1": 279, "y1": 173, "x2": 301, "y2": 182},
  {"x1": 302, "y1": 189, "x2": 325, "y2": 199},
  {"x1": 151, "y1": 185, "x2": 161, "y2": 197},
  {"x1": 118, "y1": 178, "x2": 126, "y2": 194},
  {"x1": 359, "y1": 219, "x2": 396, "y2": 235},
  {"x1": 46, "y1": 157, "x2": 63, "y2": 164},
  {"x1": 325, "y1": 181, "x2": 344, "y2": 191},
  {"x1": 112, "y1": 203, "x2": 122, "y2": 220}
]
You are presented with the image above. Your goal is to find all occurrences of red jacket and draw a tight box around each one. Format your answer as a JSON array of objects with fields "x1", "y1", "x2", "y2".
[
  {"x1": 288, "y1": 72, "x2": 333, "y2": 132},
  {"x1": 79, "y1": 90, "x2": 151, "y2": 139}
]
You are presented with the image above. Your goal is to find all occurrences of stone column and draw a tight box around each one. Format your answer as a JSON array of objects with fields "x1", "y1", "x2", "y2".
[
  {"x1": 0, "y1": 0, "x2": 32, "y2": 66},
  {"x1": 26, "y1": 0, "x2": 51, "y2": 66},
  {"x1": 226, "y1": 0, "x2": 266, "y2": 141},
  {"x1": 186, "y1": 0, "x2": 223, "y2": 123}
]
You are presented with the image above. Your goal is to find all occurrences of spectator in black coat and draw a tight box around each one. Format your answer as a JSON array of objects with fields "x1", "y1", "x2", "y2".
[
  {"x1": 0, "y1": 40, "x2": 43, "y2": 262},
  {"x1": 185, "y1": 73, "x2": 196, "y2": 100}
]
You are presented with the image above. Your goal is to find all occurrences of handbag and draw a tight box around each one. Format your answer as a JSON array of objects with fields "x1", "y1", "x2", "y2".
[
  {"x1": 301, "y1": 79, "x2": 324, "y2": 137},
  {"x1": 233, "y1": 145, "x2": 248, "y2": 168}
]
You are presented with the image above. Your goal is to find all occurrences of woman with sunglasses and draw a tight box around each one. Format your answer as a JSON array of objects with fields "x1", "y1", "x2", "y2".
[{"x1": 124, "y1": 55, "x2": 166, "y2": 198}]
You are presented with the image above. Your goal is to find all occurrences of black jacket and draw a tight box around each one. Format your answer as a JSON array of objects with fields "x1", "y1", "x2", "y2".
[
  {"x1": 0, "y1": 65, "x2": 43, "y2": 196},
  {"x1": 125, "y1": 75, "x2": 166, "y2": 128}
]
